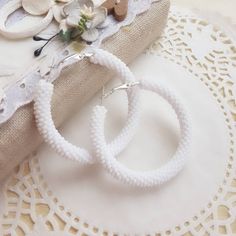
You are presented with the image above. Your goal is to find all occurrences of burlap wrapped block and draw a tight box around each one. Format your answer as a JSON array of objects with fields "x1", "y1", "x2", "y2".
[{"x1": 0, "y1": 0, "x2": 170, "y2": 180}]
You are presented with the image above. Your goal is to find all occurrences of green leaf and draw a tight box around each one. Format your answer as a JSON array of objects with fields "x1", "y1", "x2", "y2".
[{"x1": 59, "y1": 29, "x2": 72, "y2": 42}]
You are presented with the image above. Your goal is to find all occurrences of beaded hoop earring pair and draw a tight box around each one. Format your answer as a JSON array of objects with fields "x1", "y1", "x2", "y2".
[{"x1": 34, "y1": 48, "x2": 192, "y2": 188}]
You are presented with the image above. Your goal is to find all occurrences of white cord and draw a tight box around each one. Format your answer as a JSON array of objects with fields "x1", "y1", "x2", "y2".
[
  {"x1": 90, "y1": 79, "x2": 192, "y2": 188},
  {"x1": 34, "y1": 48, "x2": 140, "y2": 165}
]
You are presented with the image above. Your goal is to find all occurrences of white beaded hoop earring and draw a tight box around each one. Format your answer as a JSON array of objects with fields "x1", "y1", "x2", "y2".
[
  {"x1": 34, "y1": 48, "x2": 141, "y2": 165},
  {"x1": 90, "y1": 79, "x2": 192, "y2": 188}
]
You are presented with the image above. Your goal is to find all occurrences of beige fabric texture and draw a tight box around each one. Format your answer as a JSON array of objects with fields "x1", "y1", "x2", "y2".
[{"x1": 0, "y1": 0, "x2": 170, "y2": 181}]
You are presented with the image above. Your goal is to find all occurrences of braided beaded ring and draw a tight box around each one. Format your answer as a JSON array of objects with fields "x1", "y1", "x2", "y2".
[
  {"x1": 90, "y1": 79, "x2": 192, "y2": 188},
  {"x1": 34, "y1": 48, "x2": 140, "y2": 165}
]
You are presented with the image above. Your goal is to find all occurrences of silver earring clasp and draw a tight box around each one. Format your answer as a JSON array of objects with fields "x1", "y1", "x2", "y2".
[
  {"x1": 57, "y1": 51, "x2": 94, "y2": 66},
  {"x1": 101, "y1": 81, "x2": 140, "y2": 104},
  {"x1": 42, "y1": 51, "x2": 94, "y2": 81}
]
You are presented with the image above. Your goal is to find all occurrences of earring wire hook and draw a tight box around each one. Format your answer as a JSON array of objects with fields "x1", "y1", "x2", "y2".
[{"x1": 100, "y1": 81, "x2": 140, "y2": 105}]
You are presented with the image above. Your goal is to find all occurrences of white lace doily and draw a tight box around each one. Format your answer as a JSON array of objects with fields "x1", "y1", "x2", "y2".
[{"x1": 1, "y1": 6, "x2": 236, "y2": 236}]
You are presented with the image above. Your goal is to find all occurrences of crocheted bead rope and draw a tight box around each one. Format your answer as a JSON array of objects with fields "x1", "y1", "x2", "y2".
[
  {"x1": 34, "y1": 48, "x2": 141, "y2": 165},
  {"x1": 34, "y1": 48, "x2": 191, "y2": 188},
  {"x1": 90, "y1": 79, "x2": 192, "y2": 187}
]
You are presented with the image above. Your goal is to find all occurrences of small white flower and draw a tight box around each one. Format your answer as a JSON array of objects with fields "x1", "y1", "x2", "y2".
[
  {"x1": 21, "y1": 0, "x2": 70, "y2": 23},
  {"x1": 60, "y1": 0, "x2": 108, "y2": 42},
  {"x1": 80, "y1": 5, "x2": 95, "y2": 19},
  {"x1": 59, "y1": 19, "x2": 69, "y2": 32},
  {"x1": 22, "y1": 0, "x2": 52, "y2": 15}
]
